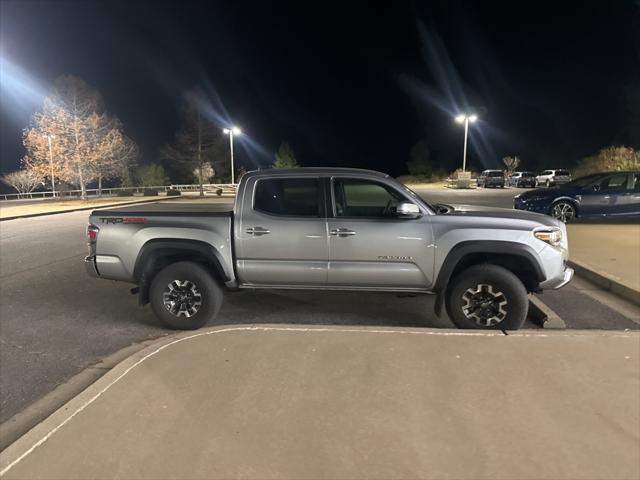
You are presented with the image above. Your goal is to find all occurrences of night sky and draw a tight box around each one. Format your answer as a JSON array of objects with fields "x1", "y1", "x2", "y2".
[{"x1": 1, "y1": 0, "x2": 639, "y2": 180}]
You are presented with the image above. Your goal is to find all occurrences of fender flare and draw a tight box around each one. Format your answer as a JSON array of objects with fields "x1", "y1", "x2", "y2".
[
  {"x1": 433, "y1": 240, "x2": 545, "y2": 317},
  {"x1": 133, "y1": 238, "x2": 230, "y2": 286}
]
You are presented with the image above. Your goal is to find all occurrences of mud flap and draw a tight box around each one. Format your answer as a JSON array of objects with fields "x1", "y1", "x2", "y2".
[{"x1": 434, "y1": 291, "x2": 444, "y2": 317}]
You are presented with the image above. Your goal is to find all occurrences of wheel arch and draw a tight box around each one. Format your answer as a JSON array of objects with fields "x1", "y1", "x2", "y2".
[
  {"x1": 549, "y1": 197, "x2": 579, "y2": 216},
  {"x1": 433, "y1": 241, "x2": 545, "y2": 316},
  {"x1": 134, "y1": 239, "x2": 230, "y2": 304}
]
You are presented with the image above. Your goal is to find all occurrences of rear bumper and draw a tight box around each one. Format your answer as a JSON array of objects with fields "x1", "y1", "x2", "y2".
[{"x1": 84, "y1": 255, "x2": 99, "y2": 278}]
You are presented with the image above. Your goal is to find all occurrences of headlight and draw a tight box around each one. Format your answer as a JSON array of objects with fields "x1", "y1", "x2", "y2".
[{"x1": 534, "y1": 228, "x2": 562, "y2": 247}]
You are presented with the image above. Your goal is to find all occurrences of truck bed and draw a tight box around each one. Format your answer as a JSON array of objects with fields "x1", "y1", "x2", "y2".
[
  {"x1": 92, "y1": 202, "x2": 233, "y2": 216},
  {"x1": 88, "y1": 201, "x2": 234, "y2": 283}
]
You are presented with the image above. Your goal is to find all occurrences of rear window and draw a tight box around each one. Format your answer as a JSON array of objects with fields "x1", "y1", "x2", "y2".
[
  {"x1": 555, "y1": 170, "x2": 570, "y2": 176},
  {"x1": 254, "y1": 178, "x2": 321, "y2": 217},
  {"x1": 522, "y1": 172, "x2": 535, "y2": 177},
  {"x1": 487, "y1": 171, "x2": 504, "y2": 177}
]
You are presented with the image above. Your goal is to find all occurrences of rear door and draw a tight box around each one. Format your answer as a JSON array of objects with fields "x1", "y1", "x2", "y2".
[
  {"x1": 235, "y1": 176, "x2": 328, "y2": 285},
  {"x1": 327, "y1": 177, "x2": 435, "y2": 289}
]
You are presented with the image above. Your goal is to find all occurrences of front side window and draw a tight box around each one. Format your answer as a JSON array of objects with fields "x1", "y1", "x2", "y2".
[
  {"x1": 333, "y1": 178, "x2": 406, "y2": 218},
  {"x1": 254, "y1": 178, "x2": 321, "y2": 216}
]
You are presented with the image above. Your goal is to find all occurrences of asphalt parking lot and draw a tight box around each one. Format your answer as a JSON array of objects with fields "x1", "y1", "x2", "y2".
[{"x1": 0, "y1": 187, "x2": 638, "y2": 426}]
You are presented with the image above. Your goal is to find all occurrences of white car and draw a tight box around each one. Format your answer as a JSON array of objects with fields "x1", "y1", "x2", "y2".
[{"x1": 536, "y1": 169, "x2": 571, "y2": 187}]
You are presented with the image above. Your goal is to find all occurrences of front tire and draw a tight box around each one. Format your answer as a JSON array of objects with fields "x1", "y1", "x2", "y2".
[
  {"x1": 550, "y1": 200, "x2": 577, "y2": 223},
  {"x1": 446, "y1": 264, "x2": 528, "y2": 330},
  {"x1": 150, "y1": 261, "x2": 223, "y2": 330}
]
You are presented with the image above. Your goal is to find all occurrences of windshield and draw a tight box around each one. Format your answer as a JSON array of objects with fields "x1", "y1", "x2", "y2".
[{"x1": 487, "y1": 171, "x2": 503, "y2": 177}]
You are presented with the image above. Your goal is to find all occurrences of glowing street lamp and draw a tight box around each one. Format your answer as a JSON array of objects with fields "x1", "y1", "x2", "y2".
[
  {"x1": 43, "y1": 134, "x2": 56, "y2": 196},
  {"x1": 454, "y1": 114, "x2": 478, "y2": 172},
  {"x1": 223, "y1": 126, "x2": 242, "y2": 184}
]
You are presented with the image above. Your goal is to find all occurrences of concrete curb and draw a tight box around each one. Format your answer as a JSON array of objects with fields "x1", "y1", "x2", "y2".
[
  {"x1": 0, "y1": 196, "x2": 181, "y2": 221},
  {"x1": 528, "y1": 294, "x2": 566, "y2": 329},
  {"x1": 568, "y1": 259, "x2": 640, "y2": 307},
  {"x1": 1, "y1": 324, "x2": 638, "y2": 467}
]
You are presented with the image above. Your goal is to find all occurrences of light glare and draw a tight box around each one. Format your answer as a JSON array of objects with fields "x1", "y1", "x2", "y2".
[
  {"x1": 232, "y1": 126, "x2": 242, "y2": 135},
  {"x1": 469, "y1": 114, "x2": 478, "y2": 122},
  {"x1": 455, "y1": 114, "x2": 465, "y2": 123}
]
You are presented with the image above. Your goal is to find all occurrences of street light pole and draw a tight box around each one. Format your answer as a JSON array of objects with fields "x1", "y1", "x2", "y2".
[
  {"x1": 44, "y1": 134, "x2": 56, "y2": 196},
  {"x1": 455, "y1": 114, "x2": 478, "y2": 172},
  {"x1": 462, "y1": 117, "x2": 469, "y2": 173},
  {"x1": 223, "y1": 126, "x2": 242, "y2": 184}
]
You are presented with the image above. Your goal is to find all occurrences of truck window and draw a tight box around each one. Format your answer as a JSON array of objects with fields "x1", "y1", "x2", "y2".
[
  {"x1": 254, "y1": 178, "x2": 321, "y2": 217},
  {"x1": 334, "y1": 178, "x2": 406, "y2": 218}
]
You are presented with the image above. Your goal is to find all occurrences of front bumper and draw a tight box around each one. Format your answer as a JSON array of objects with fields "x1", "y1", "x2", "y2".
[
  {"x1": 554, "y1": 266, "x2": 574, "y2": 289},
  {"x1": 540, "y1": 265, "x2": 574, "y2": 290},
  {"x1": 514, "y1": 197, "x2": 547, "y2": 214},
  {"x1": 84, "y1": 255, "x2": 99, "y2": 278}
]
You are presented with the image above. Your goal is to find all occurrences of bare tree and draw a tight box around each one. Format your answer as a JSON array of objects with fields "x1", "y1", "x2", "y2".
[
  {"x1": 1, "y1": 170, "x2": 43, "y2": 198},
  {"x1": 23, "y1": 76, "x2": 138, "y2": 199},
  {"x1": 93, "y1": 119, "x2": 139, "y2": 195},
  {"x1": 193, "y1": 162, "x2": 215, "y2": 184},
  {"x1": 159, "y1": 88, "x2": 225, "y2": 196},
  {"x1": 502, "y1": 156, "x2": 521, "y2": 174}
]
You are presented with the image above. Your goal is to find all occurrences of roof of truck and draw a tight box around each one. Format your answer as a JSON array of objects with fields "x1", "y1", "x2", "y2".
[{"x1": 243, "y1": 167, "x2": 390, "y2": 178}]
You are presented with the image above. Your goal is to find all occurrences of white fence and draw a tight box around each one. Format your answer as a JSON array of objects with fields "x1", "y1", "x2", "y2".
[{"x1": 0, "y1": 184, "x2": 237, "y2": 201}]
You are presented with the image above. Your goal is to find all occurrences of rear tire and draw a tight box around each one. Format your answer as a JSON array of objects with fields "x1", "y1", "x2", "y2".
[
  {"x1": 446, "y1": 264, "x2": 528, "y2": 330},
  {"x1": 545, "y1": 180, "x2": 550, "y2": 187},
  {"x1": 150, "y1": 261, "x2": 223, "y2": 330}
]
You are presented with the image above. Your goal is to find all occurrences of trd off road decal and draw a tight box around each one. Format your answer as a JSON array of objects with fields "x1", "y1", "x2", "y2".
[{"x1": 99, "y1": 217, "x2": 146, "y2": 224}]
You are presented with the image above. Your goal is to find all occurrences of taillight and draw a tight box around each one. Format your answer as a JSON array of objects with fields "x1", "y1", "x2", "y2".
[{"x1": 87, "y1": 224, "x2": 99, "y2": 242}]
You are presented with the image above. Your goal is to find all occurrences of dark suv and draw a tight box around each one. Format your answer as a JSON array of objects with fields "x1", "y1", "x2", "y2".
[
  {"x1": 508, "y1": 171, "x2": 536, "y2": 188},
  {"x1": 477, "y1": 170, "x2": 505, "y2": 188}
]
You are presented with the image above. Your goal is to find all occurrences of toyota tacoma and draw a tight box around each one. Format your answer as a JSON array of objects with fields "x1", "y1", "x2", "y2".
[{"x1": 85, "y1": 168, "x2": 573, "y2": 330}]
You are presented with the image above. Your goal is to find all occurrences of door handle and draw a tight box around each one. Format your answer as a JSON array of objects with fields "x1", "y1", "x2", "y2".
[
  {"x1": 246, "y1": 227, "x2": 270, "y2": 236},
  {"x1": 330, "y1": 228, "x2": 357, "y2": 237}
]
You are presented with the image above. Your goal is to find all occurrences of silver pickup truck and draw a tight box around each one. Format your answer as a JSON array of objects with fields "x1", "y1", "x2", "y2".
[{"x1": 85, "y1": 168, "x2": 573, "y2": 330}]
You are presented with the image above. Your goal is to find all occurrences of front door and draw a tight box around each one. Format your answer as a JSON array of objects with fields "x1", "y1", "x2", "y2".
[
  {"x1": 581, "y1": 173, "x2": 632, "y2": 216},
  {"x1": 235, "y1": 176, "x2": 328, "y2": 285},
  {"x1": 327, "y1": 177, "x2": 435, "y2": 289}
]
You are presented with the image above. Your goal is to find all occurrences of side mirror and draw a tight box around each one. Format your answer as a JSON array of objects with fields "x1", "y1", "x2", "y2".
[
  {"x1": 592, "y1": 184, "x2": 601, "y2": 192},
  {"x1": 396, "y1": 202, "x2": 421, "y2": 219}
]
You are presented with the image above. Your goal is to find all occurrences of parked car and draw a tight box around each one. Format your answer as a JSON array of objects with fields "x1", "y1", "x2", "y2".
[
  {"x1": 507, "y1": 171, "x2": 537, "y2": 188},
  {"x1": 477, "y1": 170, "x2": 505, "y2": 188},
  {"x1": 536, "y1": 169, "x2": 571, "y2": 187},
  {"x1": 514, "y1": 171, "x2": 640, "y2": 222},
  {"x1": 86, "y1": 167, "x2": 572, "y2": 331}
]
